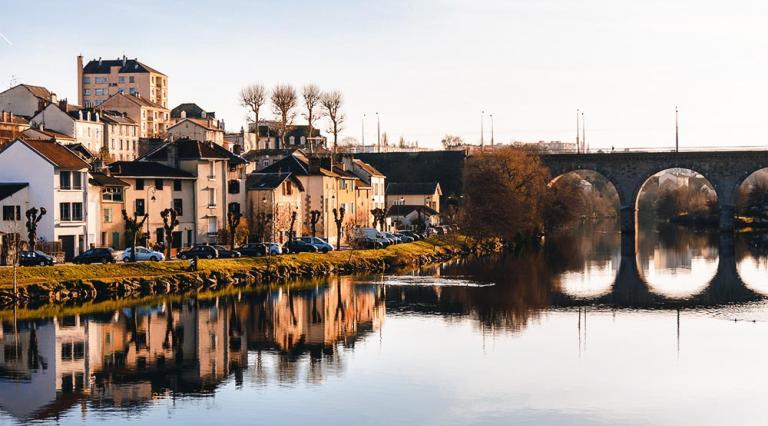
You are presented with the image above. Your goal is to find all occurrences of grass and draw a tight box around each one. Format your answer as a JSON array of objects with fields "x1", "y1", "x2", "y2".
[{"x1": 0, "y1": 237, "x2": 464, "y2": 288}]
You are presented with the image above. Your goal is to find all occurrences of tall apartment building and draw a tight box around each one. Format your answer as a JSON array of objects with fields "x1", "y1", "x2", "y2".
[{"x1": 77, "y1": 55, "x2": 168, "y2": 108}]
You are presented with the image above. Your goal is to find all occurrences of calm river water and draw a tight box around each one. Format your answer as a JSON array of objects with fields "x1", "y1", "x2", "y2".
[{"x1": 2, "y1": 222, "x2": 768, "y2": 425}]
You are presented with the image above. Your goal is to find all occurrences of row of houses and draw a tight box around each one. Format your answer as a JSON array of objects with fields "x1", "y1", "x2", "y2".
[{"x1": 0, "y1": 56, "x2": 444, "y2": 261}]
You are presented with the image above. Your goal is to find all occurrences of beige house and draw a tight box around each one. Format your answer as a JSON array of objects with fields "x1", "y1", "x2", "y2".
[
  {"x1": 246, "y1": 172, "x2": 305, "y2": 243},
  {"x1": 168, "y1": 118, "x2": 225, "y2": 146},
  {"x1": 29, "y1": 103, "x2": 103, "y2": 155},
  {"x1": 386, "y1": 182, "x2": 442, "y2": 213},
  {"x1": 78, "y1": 55, "x2": 168, "y2": 108},
  {"x1": 88, "y1": 172, "x2": 128, "y2": 249},
  {"x1": 141, "y1": 139, "x2": 230, "y2": 244},
  {"x1": 107, "y1": 161, "x2": 197, "y2": 249},
  {"x1": 0, "y1": 83, "x2": 57, "y2": 118},
  {"x1": 100, "y1": 110, "x2": 139, "y2": 161},
  {"x1": 99, "y1": 93, "x2": 169, "y2": 138}
]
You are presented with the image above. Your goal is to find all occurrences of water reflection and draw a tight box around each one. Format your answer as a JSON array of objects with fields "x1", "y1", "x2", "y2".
[
  {"x1": 0, "y1": 278, "x2": 384, "y2": 422},
  {"x1": 2, "y1": 224, "x2": 768, "y2": 424}
]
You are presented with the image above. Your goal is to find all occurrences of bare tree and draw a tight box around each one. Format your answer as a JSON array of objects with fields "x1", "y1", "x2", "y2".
[
  {"x1": 271, "y1": 84, "x2": 298, "y2": 149},
  {"x1": 320, "y1": 90, "x2": 345, "y2": 152},
  {"x1": 302, "y1": 84, "x2": 321, "y2": 149},
  {"x1": 309, "y1": 210, "x2": 321, "y2": 237},
  {"x1": 333, "y1": 206, "x2": 346, "y2": 250},
  {"x1": 122, "y1": 210, "x2": 149, "y2": 262},
  {"x1": 25, "y1": 207, "x2": 46, "y2": 252},
  {"x1": 160, "y1": 208, "x2": 179, "y2": 260},
  {"x1": 240, "y1": 83, "x2": 267, "y2": 135},
  {"x1": 227, "y1": 210, "x2": 244, "y2": 250}
]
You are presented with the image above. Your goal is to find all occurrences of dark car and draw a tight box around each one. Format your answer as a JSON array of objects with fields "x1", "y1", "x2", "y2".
[
  {"x1": 213, "y1": 245, "x2": 242, "y2": 258},
  {"x1": 73, "y1": 248, "x2": 116, "y2": 264},
  {"x1": 399, "y1": 230, "x2": 424, "y2": 240},
  {"x1": 237, "y1": 242, "x2": 282, "y2": 256},
  {"x1": 299, "y1": 236, "x2": 334, "y2": 253},
  {"x1": 394, "y1": 233, "x2": 415, "y2": 243},
  {"x1": 19, "y1": 250, "x2": 56, "y2": 266},
  {"x1": 283, "y1": 239, "x2": 319, "y2": 254},
  {"x1": 177, "y1": 245, "x2": 218, "y2": 260}
]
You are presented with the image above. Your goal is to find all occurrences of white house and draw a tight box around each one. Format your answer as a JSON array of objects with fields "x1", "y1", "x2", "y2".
[
  {"x1": 30, "y1": 104, "x2": 103, "y2": 155},
  {"x1": 167, "y1": 118, "x2": 225, "y2": 146},
  {"x1": 0, "y1": 139, "x2": 92, "y2": 260},
  {"x1": 0, "y1": 83, "x2": 57, "y2": 118}
]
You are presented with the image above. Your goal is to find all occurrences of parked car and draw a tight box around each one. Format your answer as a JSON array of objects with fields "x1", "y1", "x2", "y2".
[
  {"x1": 213, "y1": 245, "x2": 242, "y2": 258},
  {"x1": 353, "y1": 237, "x2": 384, "y2": 249},
  {"x1": 121, "y1": 246, "x2": 165, "y2": 262},
  {"x1": 72, "y1": 248, "x2": 117, "y2": 264},
  {"x1": 177, "y1": 245, "x2": 218, "y2": 260},
  {"x1": 237, "y1": 242, "x2": 282, "y2": 256},
  {"x1": 283, "y1": 239, "x2": 319, "y2": 254},
  {"x1": 383, "y1": 232, "x2": 403, "y2": 244},
  {"x1": 394, "y1": 233, "x2": 415, "y2": 243},
  {"x1": 19, "y1": 250, "x2": 56, "y2": 266},
  {"x1": 354, "y1": 227, "x2": 394, "y2": 247},
  {"x1": 299, "y1": 236, "x2": 334, "y2": 253},
  {"x1": 399, "y1": 230, "x2": 425, "y2": 240}
]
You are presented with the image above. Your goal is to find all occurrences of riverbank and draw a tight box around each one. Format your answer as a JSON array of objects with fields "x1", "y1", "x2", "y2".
[{"x1": 0, "y1": 236, "x2": 494, "y2": 309}]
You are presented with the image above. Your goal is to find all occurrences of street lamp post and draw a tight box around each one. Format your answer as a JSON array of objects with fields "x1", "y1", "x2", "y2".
[
  {"x1": 490, "y1": 114, "x2": 494, "y2": 147},
  {"x1": 376, "y1": 112, "x2": 381, "y2": 153},
  {"x1": 362, "y1": 114, "x2": 366, "y2": 148},
  {"x1": 480, "y1": 110, "x2": 485, "y2": 150}
]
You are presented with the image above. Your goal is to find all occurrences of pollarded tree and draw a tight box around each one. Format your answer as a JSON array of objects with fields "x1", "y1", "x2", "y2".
[
  {"x1": 160, "y1": 208, "x2": 179, "y2": 260},
  {"x1": 227, "y1": 210, "x2": 243, "y2": 250},
  {"x1": 288, "y1": 211, "x2": 298, "y2": 241},
  {"x1": 309, "y1": 210, "x2": 321, "y2": 237},
  {"x1": 371, "y1": 208, "x2": 386, "y2": 230},
  {"x1": 122, "y1": 209, "x2": 149, "y2": 262},
  {"x1": 25, "y1": 207, "x2": 46, "y2": 252},
  {"x1": 333, "y1": 207, "x2": 346, "y2": 250},
  {"x1": 271, "y1": 84, "x2": 298, "y2": 149},
  {"x1": 320, "y1": 90, "x2": 345, "y2": 152}
]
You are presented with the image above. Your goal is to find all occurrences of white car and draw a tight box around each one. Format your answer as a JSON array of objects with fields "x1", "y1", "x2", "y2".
[{"x1": 121, "y1": 246, "x2": 165, "y2": 262}]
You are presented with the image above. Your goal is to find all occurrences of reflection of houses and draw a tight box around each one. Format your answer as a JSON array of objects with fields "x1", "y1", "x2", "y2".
[{"x1": 0, "y1": 283, "x2": 383, "y2": 421}]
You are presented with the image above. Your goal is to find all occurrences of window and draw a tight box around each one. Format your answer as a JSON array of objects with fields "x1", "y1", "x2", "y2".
[
  {"x1": 83, "y1": 77, "x2": 91, "y2": 84},
  {"x1": 60, "y1": 203, "x2": 71, "y2": 221},
  {"x1": 282, "y1": 181, "x2": 293, "y2": 196},
  {"x1": 135, "y1": 199, "x2": 145, "y2": 216},
  {"x1": 129, "y1": 87, "x2": 138, "y2": 95},
  {"x1": 135, "y1": 179, "x2": 144, "y2": 190},
  {"x1": 173, "y1": 198, "x2": 183, "y2": 216},
  {"x1": 173, "y1": 179, "x2": 182, "y2": 191},
  {"x1": 84, "y1": 89, "x2": 91, "y2": 96},
  {"x1": 155, "y1": 179, "x2": 163, "y2": 190},
  {"x1": 72, "y1": 203, "x2": 83, "y2": 221},
  {"x1": 60, "y1": 171, "x2": 71, "y2": 189},
  {"x1": 71, "y1": 172, "x2": 82, "y2": 190},
  {"x1": 95, "y1": 77, "x2": 108, "y2": 84},
  {"x1": 228, "y1": 180, "x2": 240, "y2": 194},
  {"x1": 2, "y1": 206, "x2": 20, "y2": 221},
  {"x1": 129, "y1": 76, "x2": 135, "y2": 83},
  {"x1": 95, "y1": 88, "x2": 106, "y2": 96},
  {"x1": 208, "y1": 188, "x2": 216, "y2": 207},
  {"x1": 103, "y1": 208, "x2": 112, "y2": 223},
  {"x1": 208, "y1": 161, "x2": 216, "y2": 179},
  {"x1": 289, "y1": 136, "x2": 295, "y2": 145},
  {"x1": 207, "y1": 217, "x2": 217, "y2": 235},
  {"x1": 95, "y1": 100, "x2": 102, "y2": 106},
  {"x1": 228, "y1": 202, "x2": 240, "y2": 215},
  {"x1": 118, "y1": 76, "x2": 125, "y2": 83}
]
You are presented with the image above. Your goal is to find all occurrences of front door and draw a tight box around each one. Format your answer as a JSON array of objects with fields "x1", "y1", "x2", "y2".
[
  {"x1": 111, "y1": 232, "x2": 120, "y2": 249},
  {"x1": 60, "y1": 236, "x2": 75, "y2": 262}
]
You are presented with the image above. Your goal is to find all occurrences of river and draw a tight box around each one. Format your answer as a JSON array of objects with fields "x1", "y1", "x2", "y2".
[{"x1": 1, "y1": 222, "x2": 768, "y2": 425}]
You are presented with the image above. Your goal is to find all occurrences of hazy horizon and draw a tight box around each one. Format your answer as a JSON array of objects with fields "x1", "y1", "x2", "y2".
[{"x1": 2, "y1": 0, "x2": 767, "y2": 150}]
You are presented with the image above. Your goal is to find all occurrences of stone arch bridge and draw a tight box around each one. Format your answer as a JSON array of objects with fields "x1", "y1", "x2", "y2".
[{"x1": 541, "y1": 151, "x2": 768, "y2": 233}]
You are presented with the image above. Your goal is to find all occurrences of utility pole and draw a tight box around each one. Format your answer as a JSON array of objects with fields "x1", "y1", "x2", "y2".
[
  {"x1": 480, "y1": 110, "x2": 485, "y2": 150},
  {"x1": 576, "y1": 109, "x2": 581, "y2": 154},
  {"x1": 581, "y1": 112, "x2": 586, "y2": 154},
  {"x1": 376, "y1": 112, "x2": 381, "y2": 153},
  {"x1": 362, "y1": 114, "x2": 366, "y2": 148},
  {"x1": 490, "y1": 113, "x2": 494, "y2": 146},
  {"x1": 675, "y1": 106, "x2": 679, "y2": 153}
]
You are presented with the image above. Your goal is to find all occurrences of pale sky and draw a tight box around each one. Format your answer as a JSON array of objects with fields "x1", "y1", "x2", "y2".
[{"x1": 2, "y1": 0, "x2": 768, "y2": 150}]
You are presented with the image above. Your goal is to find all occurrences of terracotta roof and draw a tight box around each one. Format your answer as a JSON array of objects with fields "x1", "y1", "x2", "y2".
[
  {"x1": 0, "y1": 183, "x2": 28, "y2": 201},
  {"x1": 13, "y1": 139, "x2": 90, "y2": 170},
  {"x1": 0, "y1": 114, "x2": 28, "y2": 125},
  {"x1": 259, "y1": 153, "x2": 339, "y2": 177},
  {"x1": 100, "y1": 110, "x2": 137, "y2": 125},
  {"x1": 386, "y1": 182, "x2": 442, "y2": 196},
  {"x1": 143, "y1": 139, "x2": 229, "y2": 161},
  {"x1": 18, "y1": 84, "x2": 53, "y2": 100},
  {"x1": 108, "y1": 161, "x2": 195, "y2": 178}
]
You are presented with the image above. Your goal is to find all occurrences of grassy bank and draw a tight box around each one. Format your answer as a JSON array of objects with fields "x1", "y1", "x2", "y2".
[{"x1": 0, "y1": 237, "x2": 463, "y2": 290}]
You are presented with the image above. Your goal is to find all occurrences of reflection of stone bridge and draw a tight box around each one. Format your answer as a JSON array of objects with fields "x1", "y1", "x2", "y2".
[
  {"x1": 542, "y1": 151, "x2": 768, "y2": 233},
  {"x1": 551, "y1": 234, "x2": 764, "y2": 308}
]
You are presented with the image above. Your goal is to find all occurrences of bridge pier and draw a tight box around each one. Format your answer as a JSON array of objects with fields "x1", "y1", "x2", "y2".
[
  {"x1": 619, "y1": 206, "x2": 636, "y2": 234},
  {"x1": 719, "y1": 204, "x2": 735, "y2": 233}
]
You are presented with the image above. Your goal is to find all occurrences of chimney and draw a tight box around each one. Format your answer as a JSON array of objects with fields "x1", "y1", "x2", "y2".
[
  {"x1": 86, "y1": 110, "x2": 91, "y2": 121},
  {"x1": 309, "y1": 157, "x2": 322, "y2": 174},
  {"x1": 77, "y1": 54, "x2": 84, "y2": 106},
  {"x1": 122, "y1": 55, "x2": 127, "y2": 67},
  {"x1": 180, "y1": 110, "x2": 186, "y2": 119},
  {"x1": 78, "y1": 110, "x2": 83, "y2": 120},
  {"x1": 233, "y1": 144, "x2": 243, "y2": 155},
  {"x1": 59, "y1": 99, "x2": 68, "y2": 111},
  {"x1": 98, "y1": 56, "x2": 102, "y2": 65}
]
